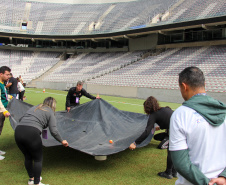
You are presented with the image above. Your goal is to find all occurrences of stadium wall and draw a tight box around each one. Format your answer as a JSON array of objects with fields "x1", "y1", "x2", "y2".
[
  {"x1": 223, "y1": 28, "x2": 226, "y2": 37},
  {"x1": 0, "y1": 46, "x2": 128, "y2": 53},
  {"x1": 129, "y1": 34, "x2": 158, "y2": 51},
  {"x1": 156, "y1": 39, "x2": 226, "y2": 49},
  {"x1": 35, "y1": 82, "x2": 226, "y2": 104}
]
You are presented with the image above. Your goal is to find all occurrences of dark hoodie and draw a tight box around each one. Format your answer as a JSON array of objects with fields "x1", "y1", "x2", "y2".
[{"x1": 183, "y1": 95, "x2": 226, "y2": 126}]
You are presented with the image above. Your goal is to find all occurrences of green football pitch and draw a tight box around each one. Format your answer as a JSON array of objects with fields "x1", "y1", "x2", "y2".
[{"x1": 0, "y1": 88, "x2": 181, "y2": 185}]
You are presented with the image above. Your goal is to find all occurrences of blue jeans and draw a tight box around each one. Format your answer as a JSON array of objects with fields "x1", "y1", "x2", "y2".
[{"x1": 10, "y1": 94, "x2": 17, "y2": 98}]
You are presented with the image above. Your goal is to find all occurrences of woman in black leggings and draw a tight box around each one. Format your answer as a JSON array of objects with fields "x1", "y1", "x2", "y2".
[
  {"x1": 15, "y1": 97, "x2": 68, "y2": 185},
  {"x1": 129, "y1": 96, "x2": 177, "y2": 179}
]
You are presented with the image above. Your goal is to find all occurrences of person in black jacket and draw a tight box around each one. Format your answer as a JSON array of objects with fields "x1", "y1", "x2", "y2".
[
  {"x1": 5, "y1": 73, "x2": 18, "y2": 98},
  {"x1": 129, "y1": 96, "x2": 177, "y2": 179},
  {"x1": 65, "y1": 81, "x2": 100, "y2": 112}
]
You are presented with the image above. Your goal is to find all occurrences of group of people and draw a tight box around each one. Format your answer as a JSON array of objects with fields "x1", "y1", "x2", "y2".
[
  {"x1": 0, "y1": 67, "x2": 27, "y2": 158},
  {"x1": 4, "y1": 72, "x2": 25, "y2": 101},
  {"x1": 0, "y1": 68, "x2": 100, "y2": 185},
  {"x1": 1, "y1": 65, "x2": 226, "y2": 185},
  {"x1": 129, "y1": 67, "x2": 226, "y2": 185}
]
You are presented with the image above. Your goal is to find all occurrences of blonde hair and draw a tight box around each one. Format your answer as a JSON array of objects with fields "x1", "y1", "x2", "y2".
[{"x1": 35, "y1": 97, "x2": 57, "y2": 112}]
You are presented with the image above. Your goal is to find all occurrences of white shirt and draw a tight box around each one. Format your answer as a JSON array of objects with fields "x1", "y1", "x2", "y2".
[
  {"x1": 169, "y1": 105, "x2": 226, "y2": 185},
  {"x1": 17, "y1": 82, "x2": 25, "y2": 92}
]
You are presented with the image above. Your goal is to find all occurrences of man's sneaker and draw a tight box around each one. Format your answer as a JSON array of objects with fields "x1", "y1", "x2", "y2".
[
  {"x1": 157, "y1": 138, "x2": 169, "y2": 149},
  {"x1": 172, "y1": 168, "x2": 177, "y2": 178},
  {"x1": 172, "y1": 172, "x2": 177, "y2": 178},
  {"x1": 0, "y1": 155, "x2": 5, "y2": 160},
  {"x1": 0, "y1": 150, "x2": 6, "y2": 155},
  {"x1": 28, "y1": 177, "x2": 43, "y2": 185},
  {"x1": 158, "y1": 171, "x2": 173, "y2": 179}
]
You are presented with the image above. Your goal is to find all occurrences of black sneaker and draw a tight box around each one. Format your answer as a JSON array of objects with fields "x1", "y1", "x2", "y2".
[
  {"x1": 158, "y1": 172, "x2": 173, "y2": 179},
  {"x1": 172, "y1": 172, "x2": 177, "y2": 178},
  {"x1": 157, "y1": 138, "x2": 169, "y2": 149},
  {"x1": 172, "y1": 168, "x2": 177, "y2": 178}
]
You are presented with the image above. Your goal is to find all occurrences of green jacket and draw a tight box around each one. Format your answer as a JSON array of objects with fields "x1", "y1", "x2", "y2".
[
  {"x1": 183, "y1": 95, "x2": 226, "y2": 126},
  {"x1": 171, "y1": 94, "x2": 226, "y2": 185},
  {"x1": 0, "y1": 82, "x2": 9, "y2": 114}
]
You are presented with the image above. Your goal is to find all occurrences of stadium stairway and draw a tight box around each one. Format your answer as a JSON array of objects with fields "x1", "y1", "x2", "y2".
[
  {"x1": 26, "y1": 59, "x2": 65, "y2": 88},
  {"x1": 90, "y1": 4, "x2": 116, "y2": 31}
]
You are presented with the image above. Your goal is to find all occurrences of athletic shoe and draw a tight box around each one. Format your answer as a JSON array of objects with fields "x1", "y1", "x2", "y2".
[
  {"x1": 28, "y1": 177, "x2": 43, "y2": 185},
  {"x1": 0, "y1": 155, "x2": 5, "y2": 160},
  {"x1": 157, "y1": 138, "x2": 169, "y2": 149},
  {"x1": 172, "y1": 168, "x2": 177, "y2": 178},
  {"x1": 172, "y1": 172, "x2": 177, "y2": 178},
  {"x1": 158, "y1": 171, "x2": 173, "y2": 179},
  {"x1": 0, "y1": 150, "x2": 6, "y2": 155}
]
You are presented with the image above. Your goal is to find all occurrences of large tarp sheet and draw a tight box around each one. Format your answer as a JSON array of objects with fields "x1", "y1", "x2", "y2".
[{"x1": 8, "y1": 98, "x2": 154, "y2": 156}]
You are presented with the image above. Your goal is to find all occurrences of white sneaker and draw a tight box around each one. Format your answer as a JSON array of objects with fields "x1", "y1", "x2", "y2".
[
  {"x1": 0, "y1": 155, "x2": 5, "y2": 160},
  {"x1": 0, "y1": 150, "x2": 6, "y2": 155},
  {"x1": 28, "y1": 177, "x2": 43, "y2": 185}
]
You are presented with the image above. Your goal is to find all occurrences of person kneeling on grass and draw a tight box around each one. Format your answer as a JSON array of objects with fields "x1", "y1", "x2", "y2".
[
  {"x1": 14, "y1": 97, "x2": 69, "y2": 185},
  {"x1": 129, "y1": 96, "x2": 177, "y2": 179}
]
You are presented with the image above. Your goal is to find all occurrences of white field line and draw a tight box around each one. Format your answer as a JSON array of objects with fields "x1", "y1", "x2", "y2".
[
  {"x1": 26, "y1": 89, "x2": 66, "y2": 96},
  {"x1": 25, "y1": 89, "x2": 176, "y2": 110},
  {"x1": 26, "y1": 89, "x2": 142, "y2": 106},
  {"x1": 107, "y1": 100, "x2": 142, "y2": 106}
]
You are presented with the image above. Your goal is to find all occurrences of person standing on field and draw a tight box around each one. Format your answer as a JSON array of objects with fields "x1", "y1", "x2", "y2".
[
  {"x1": 17, "y1": 77, "x2": 25, "y2": 101},
  {"x1": 0, "y1": 66, "x2": 11, "y2": 160},
  {"x1": 169, "y1": 66, "x2": 226, "y2": 185},
  {"x1": 5, "y1": 73, "x2": 18, "y2": 98}
]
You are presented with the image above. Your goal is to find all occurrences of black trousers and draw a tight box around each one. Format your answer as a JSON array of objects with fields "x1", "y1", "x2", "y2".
[
  {"x1": 154, "y1": 132, "x2": 175, "y2": 174},
  {"x1": 15, "y1": 125, "x2": 42, "y2": 184},
  {"x1": 19, "y1": 90, "x2": 25, "y2": 101},
  {"x1": 0, "y1": 112, "x2": 5, "y2": 135}
]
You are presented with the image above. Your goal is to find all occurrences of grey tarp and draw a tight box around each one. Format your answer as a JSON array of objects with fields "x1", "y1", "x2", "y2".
[{"x1": 8, "y1": 98, "x2": 154, "y2": 156}]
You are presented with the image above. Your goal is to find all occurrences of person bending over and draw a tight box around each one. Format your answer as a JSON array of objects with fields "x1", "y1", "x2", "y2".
[
  {"x1": 15, "y1": 97, "x2": 68, "y2": 185},
  {"x1": 129, "y1": 96, "x2": 177, "y2": 179},
  {"x1": 65, "y1": 81, "x2": 100, "y2": 112}
]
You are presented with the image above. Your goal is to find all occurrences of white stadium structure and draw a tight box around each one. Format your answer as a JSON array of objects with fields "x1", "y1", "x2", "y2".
[{"x1": 0, "y1": 0, "x2": 226, "y2": 103}]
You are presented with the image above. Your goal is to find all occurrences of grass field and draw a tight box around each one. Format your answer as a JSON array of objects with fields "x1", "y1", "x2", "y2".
[{"x1": 0, "y1": 88, "x2": 181, "y2": 185}]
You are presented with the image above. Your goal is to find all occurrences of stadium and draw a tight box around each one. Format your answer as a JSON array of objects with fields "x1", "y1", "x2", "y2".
[
  {"x1": 1, "y1": 0, "x2": 226, "y2": 184},
  {"x1": 0, "y1": 0, "x2": 225, "y2": 103}
]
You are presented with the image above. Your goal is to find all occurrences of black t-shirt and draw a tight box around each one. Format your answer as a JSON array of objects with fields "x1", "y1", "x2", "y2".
[
  {"x1": 135, "y1": 107, "x2": 173, "y2": 144},
  {"x1": 9, "y1": 77, "x2": 18, "y2": 94},
  {"x1": 66, "y1": 87, "x2": 96, "y2": 107}
]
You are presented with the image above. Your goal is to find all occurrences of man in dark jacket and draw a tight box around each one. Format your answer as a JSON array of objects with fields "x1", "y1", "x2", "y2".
[
  {"x1": 65, "y1": 81, "x2": 100, "y2": 112},
  {"x1": 5, "y1": 73, "x2": 18, "y2": 98}
]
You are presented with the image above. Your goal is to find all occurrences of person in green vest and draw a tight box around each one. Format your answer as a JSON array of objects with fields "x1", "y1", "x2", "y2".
[
  {"x1": 0, "y1": 66, "x2": 11, "y2": 160},
  {"x1": 169, "y1": 66, "x2": 226, "y2": 185}
]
